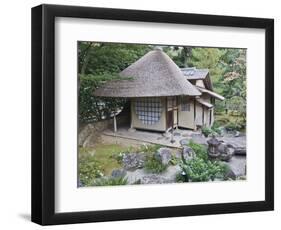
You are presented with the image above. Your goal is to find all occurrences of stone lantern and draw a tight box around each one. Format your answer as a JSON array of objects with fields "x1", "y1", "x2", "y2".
[{"x1": 207, "y1": 135, "x2": 221, "y2": 159}]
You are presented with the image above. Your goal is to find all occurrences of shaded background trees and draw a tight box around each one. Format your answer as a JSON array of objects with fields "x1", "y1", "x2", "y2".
[{"x1": 78, "y1": 42, "x2": 151, "y2": 122}]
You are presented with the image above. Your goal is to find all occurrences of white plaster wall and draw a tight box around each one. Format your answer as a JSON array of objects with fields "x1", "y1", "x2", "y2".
[{"x1": 131, "y1": 97, "x2": 167, "y2": 131}]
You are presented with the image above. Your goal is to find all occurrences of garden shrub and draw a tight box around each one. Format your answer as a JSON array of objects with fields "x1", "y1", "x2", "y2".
[
  {"x1": 224, "y1": 121, "x2": 241, "y2": 131},
  {"x1": 79, "y1": 74, "x2": 128, "y2": 123},
  {"x1": 201, "y1": 126, "x2": 214, "y2": 137},
  {"x1": 214, "y1": 113, "x2": 246, "y2": 131},
  {"x1": 211, "y1": 126, "x2": 222, "y2": 135},
  {"x1": 138, "y1": 144, "x2": 163, "y2": 154},
  {"x1": 175, "y1": 172, "x2": 186, "y2": 182},
  {"x1": 180, "y1": 157, "x2": 226, "y2": 182},
  {"x1": 170, "y1": 154, "x2": 181, "y2": 166},
  {"x1": 79, "y1": 155, "x2": 104, "y2": 186},
  {"x1": 144, "y1": 156, "x2": 167, "y2": 173},
  {"x1": 188, "y1": 141, "x2": 208, "y2": 161},
  {"x1": 92, "y1": 176, "x2": 128, "y2": 186},
  {"x1": 214, "y1": 115, "x2": 231, "y2": 126},
  {"x1": 180, "y1": 142, "x2": 227, "y2": 182},
  {"x1": 110, "y1": 151, "x2": 126, "y2": 164},
  {"x1": 212, "y1": 121, "x2": 221, "y2": 129},
  {"x1": 236, "y1": 117, "x2": 246, "y2": 130}
]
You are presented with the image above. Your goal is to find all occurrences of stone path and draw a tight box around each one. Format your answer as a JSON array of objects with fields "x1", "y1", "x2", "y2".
[
  {"x1": 102, "y1": 127, "x2": 246, "y2": 156},
  {"x1": 102, "y1": 127, "x2": 200, "y2": 148}
]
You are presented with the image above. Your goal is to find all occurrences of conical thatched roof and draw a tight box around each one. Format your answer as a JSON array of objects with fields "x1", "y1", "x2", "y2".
[{"x1": 94, "y1": 48, "x2": 201, "y2": 98}]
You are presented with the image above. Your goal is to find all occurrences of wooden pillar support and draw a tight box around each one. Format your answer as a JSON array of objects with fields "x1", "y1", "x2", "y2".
[{"x1": 113, "y1": 114, "x2": 117, "y2": 132}]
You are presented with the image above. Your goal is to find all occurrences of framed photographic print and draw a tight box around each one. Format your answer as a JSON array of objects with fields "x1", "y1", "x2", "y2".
[{"x1": 31, "y1": 4, "x2": 274, "y2": 225}]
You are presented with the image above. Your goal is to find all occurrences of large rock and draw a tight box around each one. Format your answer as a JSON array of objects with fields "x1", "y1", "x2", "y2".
[
  {"x1": 224, "y1": 168, "x2": 237, "y2": 180},
  {"x1": 219, "y1": 136, "x2": 246, "y2": 155},
  {"x1": 111, "y1": 169, "x2": 127, "y2": 178},
  {"x1": 79, "y1": 124, "x2": 90, "y2": 144},
  {"x1": 125, "y1": 165, "x2": 181, "y2": 184},
  {"x1": 217, "y1": 142, "x2": 235, "y2": 161},
  {"x1": 154, "y1": 148, "x2": 172, "y2": 165},
  {"x1": 179, "y1": 138, "x2": 190, "y2": 146},
  {"x1": 182, "y1": 146, "x2": 196, "y2": 161},
  {"x1": 233, "y1": 147, "x2": 246, "y2": 155},
  {"x1": 225, "y1": 155, "x2": 246, "y2": 177},
  {"x1": 122, "y1": 153, "x2": 146, "y2": 170}
]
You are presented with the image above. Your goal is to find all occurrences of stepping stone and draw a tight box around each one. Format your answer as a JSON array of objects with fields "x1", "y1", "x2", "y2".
[{"x1": 180, "y1": 138, "x2": 189, "y2": 146}]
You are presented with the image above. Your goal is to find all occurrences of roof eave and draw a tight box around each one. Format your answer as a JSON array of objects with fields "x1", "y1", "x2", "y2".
[{"x1": 196, "y1": 86, "x2": 225, "y2": 101}]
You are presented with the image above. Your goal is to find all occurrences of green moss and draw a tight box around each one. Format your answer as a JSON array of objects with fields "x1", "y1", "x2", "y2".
[
  {"x1": 79, "y1": 144, "x2": 131, "y2": 186},
  {"x1": 92, "y1": 144, "x2": 126, "y2": 176},
  {"x1": 79, "y1": 143, "x2": 170, "y2": 186}
]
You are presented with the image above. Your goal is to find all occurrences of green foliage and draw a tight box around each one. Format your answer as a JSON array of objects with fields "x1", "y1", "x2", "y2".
[
  {"x1": 175, "y1": 47, "x2": 246, "y2": 121},
  {"x1": 215, "y1": 113, "x2": 246, "y2": 131},
  {"x1": 164, "y1": 46, "x2": 192, "y2": 67},
  {"x1": 212, "y1": 120, "x2": 221, "y2": 129},
  {"x1": 92, "y1": 176, "x2": 128, "y2": 186},
  {"x1": 220, "y1": 49, "x2": 247, "y2": 121},
  {"x1": 201, "y1": 126, "x2": 214, "y2": 137},
  {"x1": 78, "y1": 42, "x2": 151, "y2": 123},
  {"x1": 175, "y1": 172, "x2": 186, "y2": 182},
  {"x1": 180, "y1": 158, "x2": 226, "y2": 182},
  {"x1": 144, "y1": 156, "x2": 167, "y2": 173},
  {"x1": 190, "y1": 48, "x2": 226, "y2": 93},
  {"x1": 78, "y1": 42, "x2": 152, "y2": 75},
  {"x1": 79, "y1": 74, "x2": 128, "y2": 122},
  {"x1": 79, "y1": 144, "x2": 128, "y2": 186},
  {"x1": 138, "y1": 144, "x2": 163, "y2": 154},
  {"x1": 179, "y1": 142, "x2": 227, "y2": 182},
  {"x1": 224, "y1": 122, "x2": 242, "y2": 131},
  {"x1": 212, "y1": 127, "x2": 222, "y2": 135},
  {"x1": 188, "y1": 141, "x2": 208, "y2": 161},
  {"x1": 170, "y1": 154, "x2": 181, "y2": 165},
  {"x1": 79, "y1": 153, "x2": 103, "y2": 186},
  {"x1": 214, "y1": 114, "x2": 232, "y2": 126},
  {"x1": 227, "y1": 96, "x2": 246, "y2": 114},
  {"x1": 110, "y1": 151, "x2": 126, "y2": 164}
]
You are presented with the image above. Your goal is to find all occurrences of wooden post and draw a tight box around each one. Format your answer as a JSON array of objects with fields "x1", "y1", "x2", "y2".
[
  {"x1": 113, "y1": 113, "x2": 117, "y2": 132},
  {"x1": 170, "y1": 126, "x2": 175, "y2": 143}
]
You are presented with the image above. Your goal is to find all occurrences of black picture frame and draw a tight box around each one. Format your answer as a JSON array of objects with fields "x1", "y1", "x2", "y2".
[{"x1": 31, "y1": 4, "x2": 274, "y2": 225}]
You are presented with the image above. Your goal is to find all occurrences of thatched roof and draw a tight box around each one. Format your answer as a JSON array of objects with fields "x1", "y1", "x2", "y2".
[
  {"x1": 181, "y1": 67, "x2": 213, "y2": 90},
  {"x1": 94, "y1": 49, "x2": 201, "y2": 98},
  {"x1": 196, "y1": 86, "x2": 225, "y2": 101}
]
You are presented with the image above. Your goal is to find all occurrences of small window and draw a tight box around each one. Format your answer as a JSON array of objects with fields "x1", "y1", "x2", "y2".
[
  {"x1": 181, "y1": 97, "x2": 190, "y2": 111},
  {"x1": 135, "y1": 98, "x2": 162, "y2": 125}
]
